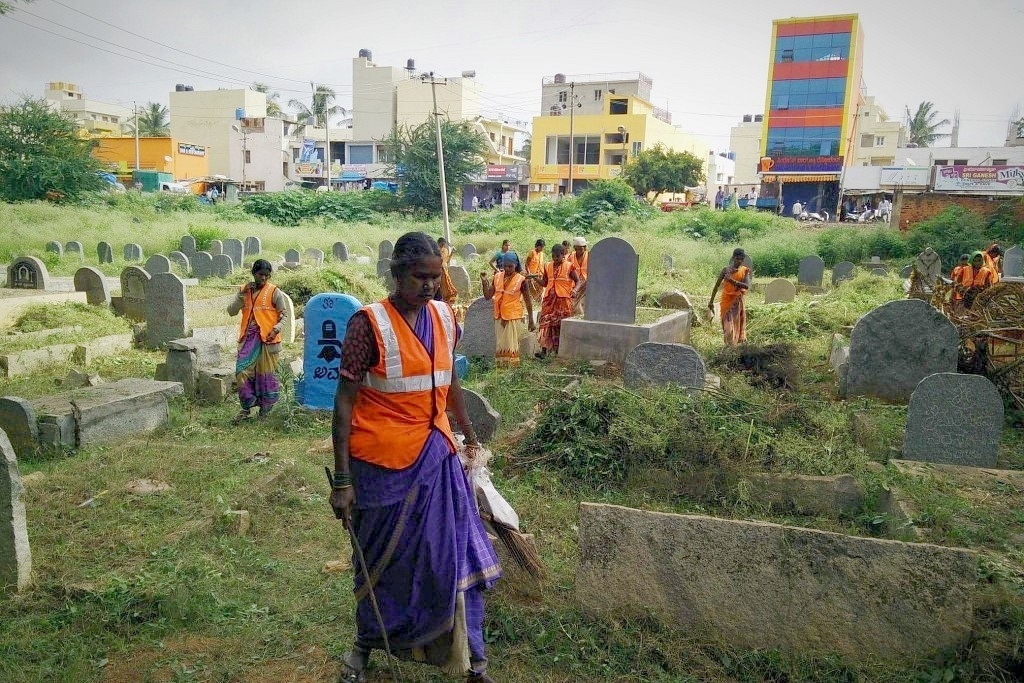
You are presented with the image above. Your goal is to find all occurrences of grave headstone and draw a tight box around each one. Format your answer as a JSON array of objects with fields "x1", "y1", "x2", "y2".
[
  {"x1": 624, "y1": 343, "x2": 706, "y2": 389},
  {"x1": 832, "y1": 261, "x2": 856, "y2": 285},
  {"x1": 179, "y1": 235, "x2": 197, "y2": 257},
  {"x1": 284, "y1": 249, "x2": 301, "y2": 266},
  {"x1": 797, "y1": 255, "x2": 825, "y2": 287},
  {"x1": 212, "y1": 254, "x2": 234, "y2": 278},
  {"x1": 899, "y1": 265, "x2": 912, "y2": 278},
  {"x1": 1002, "y1": 245, "x2": 1022, "y2": 279},
  {"x1": 763, "y1": 278, "x2": 796, "y2": 304},
  {"x1": 742, "y1": 254, "x2": 753, "y2": 273},
  {"x1": 449, "y1": 265, "x2": 471, "y2": 297},
  {"x1": 97, "y1": 241, "x2": 113, "y2": 264},
  {"x1": 658, "y1": 290, "x2": 693, "y2": 310},
  {"x1": 73, "y1": 266, "x2": 110, "y2": 306},
  {"x1": 871, "y1": 268, "x2": 887, "y2": 277},
  {"x1": 193, "y1": 252, "x2": 213, "y2": 279},
  {"x1": 244, "y1": 236, "x2": 262, "y2": 256},
  {"x1": 223, "y1": 238, "x2": 244, "y2": 269},
  {"x1": 0, "y1": 398, "x2": 37, "y2": 460},
  {"x1": 869, "y1": 255, "x2": 882, "y2": 264},
  {"x1": 0, "y1": 427, "x2": 32, "y2": 593},
  {"x1": 145, "y1": 273, "x2": 188, "y2": 348},
  {"x1": 458, "y1": 389, "x2": 501, "y2": 443},
  {"x1": 304, "y1": 248, "x2": 325, "y2": 267},
  {"x1": 662, "y1": 254, "x2": 674, "y2": 271},
  {"x1": 209, "y1": 240, "x2": 223, "y2": 257},
  {"x1": 913, "y1": 248, "x2": 942, "y2": 286},
  {"x1": 585, "y1": 237, "x2": 639, "y2": 324},
  {"x1": 64, "y1": 241, "x2": 84, "y2": 260},
  {"x1": 376, "y1": 258, "x2": 392, "y2": 279},
  {"x1": 123, "y1": 243, "x2": 144, "y2": 262},
  {"x1": 6, "y1": 257, "x2": 49, "y2": 290},
  {"x1": 144, "y1": 254, "x2": 171, "y2": 275},
  {"x1": 119, "y1": 266, "x2": 150, "y2": 322},
  {"x1": 45, "y1": 241, "x2": 63, "y2": 256},
  {"x1": 299, "y1": 293, "x2": 363, "y2": 410},
  {"x1": 461, "y1": 243, "x2": 477, "y2": 260},
  {"x1": 460, "y1": 297, "x2": 496, "y2": 358},
  {"x1": 168, "y1": 251, "x2": 190, "y2": 274},
  {"x1": 280, "y1": 291, "x2": 296, "y2": 343},
  {"x1": 378, "y1": 240, "x2": 394, "y2": 261},
  {"x1": 903, "y1": 373, "x2": 1003, "y2": 467},
  {"x1": 844, "y1": 299, "x2": 958, "y2": 401},
  {"x1": 332, "y1": 242, "x2": 349, "y2": 262}
]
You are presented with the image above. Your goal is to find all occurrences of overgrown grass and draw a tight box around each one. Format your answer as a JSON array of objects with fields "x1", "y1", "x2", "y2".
[{"x1": 0, "y1": 303, "x2": 133, "y2": 354}]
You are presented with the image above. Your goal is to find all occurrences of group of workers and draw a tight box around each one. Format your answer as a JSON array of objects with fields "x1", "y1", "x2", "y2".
[{"x1": 949, "y1": 243, "x2": 1004, "y2": 312}]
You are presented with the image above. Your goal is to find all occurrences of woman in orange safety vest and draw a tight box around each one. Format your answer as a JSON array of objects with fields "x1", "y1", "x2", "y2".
[{"x1": 481, "y1": 252, "x2": 535, "y2": 365}]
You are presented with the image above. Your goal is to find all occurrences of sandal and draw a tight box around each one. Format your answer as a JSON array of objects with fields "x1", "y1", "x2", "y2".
[
  {"x1": 231, "y1": 409, "x2": 252, "y2": 425},
  {"x1": 336, "y1": 661, "x2": 365, "y2": 683}
]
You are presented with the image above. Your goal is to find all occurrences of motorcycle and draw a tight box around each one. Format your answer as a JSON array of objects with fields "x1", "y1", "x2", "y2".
[{"x1": 798, "y1": 210, "x2": 829, "y2": 222}]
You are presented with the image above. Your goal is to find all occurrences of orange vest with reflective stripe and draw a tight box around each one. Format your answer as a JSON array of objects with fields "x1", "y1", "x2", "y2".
[
  {"x1": 569, "y1": 250, "x2": 589, "y2": 281},
  {"x1": 544, "y1": 261, "x2": 574, "y2": 299},
  {"x1": 492, "y1": 272, "x2": 525, "y2": 320},
  {"x1": 958, "y1": 265, "x2": 995, "y2": 289},
  {"x1": 525, "y1": 249, "x2": 544, "y2": 275},
  {"x1": 983, "y1": 252, "x2": 1000, "y2": 283},
  {"x1": 238, "y1": 282, "x2": 280, "y2": 343},
  {"x1": 349, "y1": 299, "x2": 457, "y2": 469}
]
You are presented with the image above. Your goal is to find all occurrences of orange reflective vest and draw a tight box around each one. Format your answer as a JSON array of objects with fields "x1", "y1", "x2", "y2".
[
  {"x1": 958, "y1": 265, "x2": 995, "y2": 289},
  {"x1": 983, "y1": 252, "x2": 1000, "y2": 283},
  {"x1": 525, "y1": 249, "x2": 544, "y2": 276},
  {"x1": 349, "y1": 299, "x2": 457, "y2": 469},
  {"x1": 238, "y1": 282, "x2": 281, "y2": 343},
  {"x1": 543, "y1": 261, "x2": 575, "y2": 299},
  {"x1": 950, "y1": 265, "x2": 966, "y2": 300},
  {"x1": 569, "y1": 250, "x2": 589, "y2": 281},
  {"x1": 492, "y1": 272, "x2": 526, "y2": 321}
]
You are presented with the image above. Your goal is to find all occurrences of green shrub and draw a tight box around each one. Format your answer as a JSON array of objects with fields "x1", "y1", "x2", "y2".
[
  {"x1": 905, "y1": 206, "x2": 988, "y2": 266},
  {"x1": 752, "y1": 242, "x2": 805, "y2": 277},
  {"x1": 240, "y1": 189, "x2": 396, "y2": 225},
  {"x1": 187, "y1": 225, "x2": 229, "y2": 251},
  {"x1": 660, "y1": 207, "x2": 785, "y2": 243},
  {"x1": 984, "y1": 203, "x2": 1024, "y2": 247},
  {"x1": 816, "y1": 227, "x2": 910, "y2": 266}
]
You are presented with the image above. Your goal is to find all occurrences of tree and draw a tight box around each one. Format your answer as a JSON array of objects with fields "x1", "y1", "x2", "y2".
[
  {"x1": 388, "y1": 118, "x2": 487, "y2": 213},
  {"x1": 126, "y1": 102, "x2": 169, "y2": 137},
  {"x1": 251, "y1": 82, "x2": 282, "y2": 117},
  {"x1": 288, "y1": 84, "x2": 346, "y2": 137},
  {"x1": 621, "y1": 144, "x2": 705, "y2": 204},
  {"x1": 0, "y1": 0, "x2": 33, "y2": 16},
  {"x1": 905, "y1": 101, "x2": 951, "y2": 147},
  {"x1": 0, "y1": 97, "x2": 103, "y2": 201}
]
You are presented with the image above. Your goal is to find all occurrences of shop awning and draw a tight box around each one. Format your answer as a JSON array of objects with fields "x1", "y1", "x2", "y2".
[
  {"x1": 761, "y1": 174, "x2": 839, "y2": 183},
  {"x1": 339, "y1": 171, "x2": 366, "y2": 181}
]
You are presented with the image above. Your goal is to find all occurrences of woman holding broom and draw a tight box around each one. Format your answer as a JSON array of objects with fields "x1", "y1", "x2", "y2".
[
  {"x1": 481, "y1": 252, "x2": 535, "y2": 366},
  {"x1": 709, "y1": 247, "x2": 751, "y2": 347},
  {"x1": 330, "y1": 232, "x2": 501, "y2": 683},
  {"x1": 535, "y1": 243, "x2": 581, "y2": 358}
]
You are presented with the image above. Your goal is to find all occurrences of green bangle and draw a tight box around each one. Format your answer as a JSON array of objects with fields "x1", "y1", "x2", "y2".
[{"x1": 332, "y1": 470, "x2": 352, "y2": 489}]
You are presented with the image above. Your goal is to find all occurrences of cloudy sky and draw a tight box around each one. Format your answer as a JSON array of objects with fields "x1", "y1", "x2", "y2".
[{"x1": 1, "y1": 0, "x2": 1021, "y2": 149}]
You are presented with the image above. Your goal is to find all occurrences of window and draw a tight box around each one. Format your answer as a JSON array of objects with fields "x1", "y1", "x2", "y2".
[
  {"x1": 605, "y1": 132, "x2": 626, "y2": 144},
  {"x1": 549, "y1": 105, "x2": 561, "y2": 116},
  {"x1": 377, "y1": 145, "x2": 395, "y2": 163},
  {"x1": 244, "y1": 150, "x2": 251, "y2": 163},
  {"x1": 489, "y1": 132, "x2": 496, "y2": 141},
  {"x1": 102, "y1": 116, "x2": 109, "y2": 122},
  {"x1": 775, "y1": 32, "x2": 850, "y2": 62},
  {"x1": 348, "y1": 145, "x2": 373, "y2": 164},
  {"x1": 111, "y1": 117, "x2": 118, "y2": 123},
  {"x1": 631, "y1": 141, "x2": 643, "y2": 157},
  {"x1": 769, "y1": 77, "x2": 846, "y2": 109},
  {"x1": 874, "y1": 136, "x2": 886, "y2": 147},
  {"x1": 609, "y1": 98, "x2": 628, "y2": 115},
  {"x1": 861, "y1": 134, "x2": 874, "y2": 148},
  {"x1": 571, "y1": 136, "x2": 600, "y2": 164},
  {"x1": 557, "y1": 90, "x2": 567, "y2": 103},
  {"x1": 545, "y1": 135, "x2": 571, "y2": 164},
  {"x1": 953, "y1": 159, "x2": 968, "y2": 165},
  {"x1": 781, "y1": 49, "x2": 794, "y2": 63},
  {"x1": 765, "y1": 126, "x2": 841, "y2": 157},
  {"x1": 594, "y1": 89, "x2": 602, "y2": 101},
  {"x1": 993, "y1": 159, "x2": 1008, "y2": 165},
  {"x1": 933, "y1": 159, "x2": 948, "y2": 166},
  {"x1": 283, "y1": 161, "x2": 289, "y2": 176}
]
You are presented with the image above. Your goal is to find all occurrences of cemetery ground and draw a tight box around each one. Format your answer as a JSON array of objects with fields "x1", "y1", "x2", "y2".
[{"x1": 1, "y1": 199, "x2": 1023, "y2": 682}]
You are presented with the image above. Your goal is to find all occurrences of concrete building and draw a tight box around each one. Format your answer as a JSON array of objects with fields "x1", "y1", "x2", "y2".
[
  {"x1": 44, "y1": 81, "x2": 132, "y2": 137},
  {"x1": 729, "y1": 115, "x2": 764, "y2": 186},
  {"x1": 92, "y1": 137, "x2": 209, "y2": 182},
  {"x1": 851, "y1": 96, "x2": 906, "y2": 167}
]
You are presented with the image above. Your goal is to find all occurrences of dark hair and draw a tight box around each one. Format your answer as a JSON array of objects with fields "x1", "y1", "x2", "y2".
[
  {"x1": 501, "y1": 239, "x2": 510, "y2": 247},
  {"x1": 552, "y1": 243, "x2": 567, "y2": 257},
  {"x1": 732, "y1": 248, "x2": 746, "y2": 259},
  {"x1": 251, "y1": 259, "x2": 273, "y2": 275},
  {"x1": 437, "y1": 237, "x2": 447, "y2": 246},
  {"x1": 561, "y1": 240, "x2": 571, "y2": 248},
  {"x1": 391, "y1": 232, "x2": 441, "y2": 276},
  {"x1": 535, "y1": 238, "x2": 546, "y2": 248}
]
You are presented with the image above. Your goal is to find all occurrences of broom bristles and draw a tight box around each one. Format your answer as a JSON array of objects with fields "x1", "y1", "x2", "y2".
[{"x1": 489, "y1": 516, "x2": 545, "y2": 579}]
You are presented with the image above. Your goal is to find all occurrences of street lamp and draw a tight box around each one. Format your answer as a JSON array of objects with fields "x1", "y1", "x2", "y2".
[{"x1": 231, "y1": 124, "x2": 248, "y2": 189}]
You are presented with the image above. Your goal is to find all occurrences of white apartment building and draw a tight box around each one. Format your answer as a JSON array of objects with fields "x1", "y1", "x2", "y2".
[
  {"x1": 852, "y1": 96, "x2": 906, "y2": 167},
  {"x1": 728, "y1": 115, "x2": 764, "y2": 186},
  {"x1": 44, "y1": 81, "x2": 132, "y2": 136}
]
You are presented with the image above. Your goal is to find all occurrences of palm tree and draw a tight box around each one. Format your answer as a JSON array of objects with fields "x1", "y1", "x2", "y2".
[
  {"x1": 905, "y1": 101, "x2": 951, "y2": 147},
  {"x1": 127, "y1": 102, "x2": 169, "y2": 137},
  {"x1": 289, "y1": 84, "x2": 346, "y2": 136},
  {"x1": 251, "y1": 82, "x2": 282, "y2": 117}
]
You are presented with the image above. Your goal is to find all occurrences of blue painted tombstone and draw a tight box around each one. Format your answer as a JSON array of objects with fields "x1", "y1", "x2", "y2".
[{"x1": 298, "y1": 293, "x2": 362, "y2": 410}]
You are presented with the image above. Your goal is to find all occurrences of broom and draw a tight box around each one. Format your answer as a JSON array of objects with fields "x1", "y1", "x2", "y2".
[{"x1": 480, "y1": 511, "x2": 545, "y2": 580}]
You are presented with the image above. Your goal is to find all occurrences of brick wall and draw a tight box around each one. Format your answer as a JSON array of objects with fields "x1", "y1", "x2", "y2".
[{"x1": 895, "y1": 193, "x2": 1024, "y2": 231}]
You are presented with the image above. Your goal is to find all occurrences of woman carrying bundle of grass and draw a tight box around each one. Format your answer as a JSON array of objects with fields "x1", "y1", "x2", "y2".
[{"x1": 709, "y1": 247, "x2": 751, "y2": 347}]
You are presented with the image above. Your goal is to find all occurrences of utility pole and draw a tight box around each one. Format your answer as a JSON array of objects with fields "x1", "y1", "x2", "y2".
[
  {"x1": 423, "y1": 71, "x2": 451, "y2": 244},
  {"x1": 314, "y1": 82, "x2": 331, "y2": 192},
  {"x1": 133, "y1": 101, "x2": 140, "y2": 171},
  {"x1": 566, "y1": 82, "x2": 580, "y2": 196}
]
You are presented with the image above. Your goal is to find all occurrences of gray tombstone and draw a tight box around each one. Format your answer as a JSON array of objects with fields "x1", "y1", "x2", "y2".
[
  {"x1": 460, "y1": 297, "x2": 496, "y2": 358},
  {"x1": 6, "y1": 257, "x2": 49, "y2": 290},
  {"x1": 168, "y1": 251, "x2": 191, "y2": 274},
  {"x1": 284, "y1": 249, "x2": 301, "y2": 266},
  {"x1": 332, "y1": 242, "x2": 349, "y2": 262},
  {"x1": 64, "y1": 241, "x2": 84, "y2": 260},
  {"x1": 97, "y1": 241, "x2": 113, "y2": 264},
  {"x1": 0, "y1": 427, "x2": 32, "y2": 593},
  {"x1": 913, "y1": 248, "x2": 942, "y2": 286},
  {"x1": 244, "y1": 236, "x2": 262, "y2": 256},
  {"x1": 1001, "y1": 246, "x2": 1022, "y2": 279},
  {"x1": 662, "y1": 254, "x2": 675, "y2": 271},
  {"x1": 119, "y1": 266, "x2": 150, "y2": 321},
  {"x1": 0, "y1": 398, "x2": 37, "y2": 460},
  {"x1": 378, "y1": 240, "x2": 394, "y2": 261},
  {"x1": 223, "y1": 238, "x2": 244, "y2": 268},
  {"x1": 45, "y1": 241, "x2": 63, "y2": 256},
  {"x1": 902, "y1": 373, "x2": 1003, "y2": 467},
  {"x1": 871, "y1": 268, "x2": 887, "y2": 277},
  {"x1": 212, "y1": 254, "x2": 234, "y2": 278},
  {"x1": 73, "y1": 266, "x2": 110, "y2": 306},
  {"x1": 145, "y1": 272, "x2": 188, "y2": 348},
  {"x1": 179, "y1": 235, "x2": 197, "y2": 257},
  {"x1": 304, "y1": 248, "x2": 325, "y2": 267},
  {"x1": 209, "y1": 240, "x2": 223, "y2": 257},
  {"x1": 123, "y1": 243, "x2": 144, "y2": 262},
  {"x1": 625, "y1": 343, "x2": 707, "y2": 389},
  {"x1": 144, "y1": 254, "x2": 171, "y2": 275},
  {"x1": 869, "y1": 256, "x2": 882, "y2": 264},
  {"x1": 763, "y1": 278, "x2": 796, "y2": 303},
  {"x1": 742, "y1": 254, "x2": 754, "y2": 273},
  {"x1": 449, "y1": 265, "x2": 471, "y2": 298},
  {"x1": 461, "y1": 243, "x2": 478, "y2": 260},
  {"x1": 377, "y1": 258, "x2": 392, "y2": 278},
  {"x1": 585, "y1": 237, "x2": 639, "y2": 324},
  {"x1": 797, "y1": 255, "x2": 825, "y2": 287},
  {"x1": 832, "y1": 261, "x2": 856, "y2": 285},
  {"x1": 844, "y1": 299, "x2": 959, "y2": 401},
  {"x1": 458, "y1": 389, "x2": 501, "y2": 443},
  {"x1": 193, "y1": 252, "x2": 213, "y2": 279},
  {"x1": 900, "y1": 265, "x2": 913, "y2": 279}
]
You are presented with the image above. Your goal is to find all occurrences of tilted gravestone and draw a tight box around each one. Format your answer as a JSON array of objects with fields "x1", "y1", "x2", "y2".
[
  {"x1": 192, "y1": 252, "x2": 213, "y2": 279},
  {"x1": 119, "y1": 266, "x2": 150, "y2": 322},
  {"x1": 123, "y1": 243, "x2": 144, "y2": 262},
  {"x1": 223, "y1": 239, "x2": 244, "y2": 269},
  {"x1": 900, "y1": 265, "x2": 913, "y2": 279},
  {"x1": 797, "y1": 255, "x2": 825, "y2": 287},
  {"x1": 64, "y1": 241, "x2": 84, "y2": 260},
  {"x1": 376, "y1": 258, "x2": 392, "y2": 279},
  {"x1": 625, "y1": 342, "x2": 706, "y2": 389},
  {"x1": 460, "y1": 297, "x2": 495, "y2": 358},
  {"x1": 209, "y1": 240, "x2": 223, "y2": 257},
  {"x1": 332, "y1": 242, "x2": 349, "y2": 262},
  {"x1": 0, "y1": 398, "x2": 37, "y2": 460},
  {"x1": 763, "y1": 278, "x2": 796, "y2": 303},
  {"x1": 144, "y1": 254, "x2": 171, "y2": 275},
  {"x1": 73, "y1": 266, "x2": 110, "y2": 306},
  {"x1": 299, "y1": 293, "x2": 363, "y2": 410},
  {"x1": 378, "y1": 240, "x2": 394, "y2": 261},
  {"x1": 284, "y1": 249, "x2": 301, "y2": 266},
  {"x1": 145, "y1": 272, "x2": 188, "y2": 348},
  {"x1": 844, "y1": 299, "x2": 958, "y2": 401},
  {"x1": 871, "y1": 268, "x2": 887, "y2": 277},
  {"x1": 913, "y1": 248, "x2": 942, "y2": 286},
  {"x1": 212, "y1": 254, "x2": 234, "y2": 278},
  {"x1": 832, "y1": 262, "x2": 856, "y2": 285},
  {"x1": 304, "y1": 248, "x2": 325, "y2": 267},
  {"x1": 280, "y1": 291, "x2": 296, "y2": 343},
  {"x1": 6, "y1": 257, "x2": 49, "y2": 290},
  {"x1": 461, "y1": 243, "x2": 477, "y2": 260},
  {"x1": 97, "y1": 241, "x2": 113, "y2": 264},
  {"x1": 585, "y1": 237, "x2": 639, "y2": 324},
  {"x1": 449, "y1": 265, "x2": 471, "y2": 298},
  {"x1": 45, "y1": 241, "x2": 63, "y2": 256},
  {"x1": 662, "y1": 254, "x2": 675, "y2": 271},
  {"x1": 457, "y1": 389, "x2": 501, "y2": 443},
  {"x1": 244, "y1": 236, "x2": 262, "y2": 256},
  {"x1": 1002, "y1": 245, "x2": 1023, "y2": 279},
  {"x1": 179, "y1": 235, "x2": 197, "y2": 257},
  {"x1": 0, "y1": 427, "x2": 32, "y2": 593},
  {"x1": 168, "y1": 251, "x2": 190, "y2": 274},
  {"x1": 903, "y1": 373, "x2": 1003, "y2": 467}
]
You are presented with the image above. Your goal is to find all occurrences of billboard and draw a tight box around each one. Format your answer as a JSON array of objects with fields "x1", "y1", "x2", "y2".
[
  {"x1": 759, "y1": 156, "x2": 843, "y2": 174},
  {"x1": 933, "y1": 166, "x2": 1024, "y2": 193},
  {"x1": 177, "y1": 143, "x2": 206, "y2": 157},
  {"x1": 880, "y1": 167, "x2": 930, "y2": 187}
]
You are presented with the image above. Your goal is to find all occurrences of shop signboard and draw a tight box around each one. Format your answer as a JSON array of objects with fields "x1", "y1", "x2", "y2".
[
  {"x1": 933, "y1": 166, "x2": 1024, "y2": 193},
  {"x1": 763, "y1": 155, "x2": 844, "y2": 173},
  {"x1": 880, "y1": 167, "x2": 931, "y2": 187}
]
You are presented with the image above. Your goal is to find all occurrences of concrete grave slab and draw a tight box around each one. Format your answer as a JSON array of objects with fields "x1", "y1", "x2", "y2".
[
  {"x1": 0, "y1": 344, "x2": 78, "y2": 377},
  {"x1": 119, "y1": 266, "x2": 150, "y2": 322},
  {"x1": 461, "y1": 243, "x2": 477, "y2": 260},
  {"x1": 168, "y1": 251, "x2": 190, "y2": 274},
  {"x1": 244, "y1": 236, "x2": 262, "y2": 256},
  {"x1": 903, "y1": 373, "x2": 1003, "y2": 467},
  {"x1": 145, "y1": 272, "x2": 188, "y2": 349},
  {"x1": 456, "y1": 389, "x2": 501, "y2": 443},
  {"x1": 97, "y1": 241, "x2": 113, "y2": 264},
  {"x1": 449, "y1": 265, "x2": 471, "y2": 298},
  {"x1": 179, "y1": 235, "x2": 197, "y2": 257},
  {"x1": 192, "y1": 252, "x2": 213, "y2": 279},
  {"x1": 332, "y1": 242, "x2": 349, "y2": 262},
  {"x1": 74, "y1": 266, "x2": 110, "y2": 306},
  {"x1": 0, "y1": 428, "x2": 31, "y2": 593},
  {"x1": 280, "y1": 291, "x2": 296, "y2": 343},
  {"x1": 624, "y1": 342, "x2": 706, "y2": 389},
  {"x1": 209, "y1": 240, "x2": 223, "y2": 256},
  {"x1": 6, "y1": 257, "x2": 49, "y2": 291},
  {"x1": 763, "y1": 278, "x2": 796, "y2": 303},
  {"x1": 585, "y1": 237, "x2": 639, "y2": 324},
  {"x1": 212, "y1": 254, "x2": 233, "y2": 278},
  {"x1": 797, "y1": 255, "x2": 825, "y2": 287},
  {"x1": 658, "y1": 290, "x2": 692, "y2": 310},
  {"x1": 298, "y1": 293, "x2": 362, "y2": 410},
  {"x1": 284, "y1": 249, "x2": 301, "y2": 266},
  {"x1": 45, "y1": 241, "x2": 63, "y2": 256},
  {"x1": 73, "y1": 334, "x2": 133, "y2": 365},
  {"x1": 459, "y1": 297, "x2": 495, "y2": 358},
  {"x1": 745, "y1": 473, "x2": 864, "y2": 516},
  {"x1": 223, "y1": 239, "x2": 244, "y2": 269},
  {"x1": 831, "y1": 261, "x2": 856, "y2": 285},
  {"x1": 64, "y1": 241, "x2": 84, "y2": 260},
  {"x1": 1003, "y1": 245, "x2": 1022, "y2": 279},
  {"x1": 304, "y1": 248, "x2": 324, "y2": 267},
  {"x1": 561, "y1": 309, "x2": 691, "y2": 365},
  {"x1": 378, "y1": 240, "x2": 394, "y2": 261},
  {"x1": 145, "y1": 254, "x2": 171, "y2": 275},
  {"x1": 123, "y1": 243, "x2": 143, "y2": 262},
  {"x1": 829, "y1": 333, "x2": 849, "y2": 372},
  {"x1": 0, "y1": 398, "x2": 38, "y2": 459}
]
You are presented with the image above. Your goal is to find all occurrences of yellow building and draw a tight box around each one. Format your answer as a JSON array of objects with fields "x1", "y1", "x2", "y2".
[
  {"x1": 529, "y1": 74, "x2": 708, "y2": 200},
  {"x1": 92, "y1": 137, "x2": 210, "y2": 181},
  {"x1": 45, "y1": 81, "x2": 133, "y2": 137}
]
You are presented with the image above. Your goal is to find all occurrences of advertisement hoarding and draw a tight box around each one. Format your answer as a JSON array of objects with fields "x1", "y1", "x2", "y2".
[{"x1": 933, "y1": 166, "x2": 1024, "y2": 193}]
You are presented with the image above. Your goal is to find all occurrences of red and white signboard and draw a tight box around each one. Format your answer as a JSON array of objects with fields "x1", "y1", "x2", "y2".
[{"x1": 933, "y1": 166, "x2": 1024, "y2": 193}]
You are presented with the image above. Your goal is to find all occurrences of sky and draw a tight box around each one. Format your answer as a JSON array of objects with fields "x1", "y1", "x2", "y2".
[{"x1": 1, "y1": 0, "x2": 1022, "y2": 150}]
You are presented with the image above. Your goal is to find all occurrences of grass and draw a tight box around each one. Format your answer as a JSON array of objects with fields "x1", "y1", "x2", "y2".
[{"x1": 1, "y1": 199, "x2": 1023, "y2": 682}]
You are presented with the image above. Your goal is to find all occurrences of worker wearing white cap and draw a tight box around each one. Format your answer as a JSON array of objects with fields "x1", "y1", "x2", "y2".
[{"x1": 568, "y1": 236, "x2": 589, "y2": 315}]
